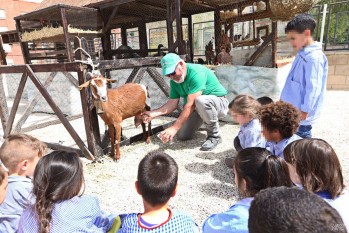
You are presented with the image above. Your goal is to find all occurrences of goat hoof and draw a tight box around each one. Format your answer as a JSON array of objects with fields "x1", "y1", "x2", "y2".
[{"x1": 146, "y1": 139, "x2": 151, "y2": 144}]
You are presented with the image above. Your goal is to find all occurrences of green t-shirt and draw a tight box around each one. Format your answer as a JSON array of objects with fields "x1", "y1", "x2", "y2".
[{"x1": 169, "y1": 63, "x2": 227, "y2": 104}]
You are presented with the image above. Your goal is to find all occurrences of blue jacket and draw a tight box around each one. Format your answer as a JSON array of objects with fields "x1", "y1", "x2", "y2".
[
  {"x1": 281, "y1": 42, "x2": 328, "y2": 125},
  {"x1": 238, "y1": 119, "x2": 265, "y2": 149},
  {"x1": 0, "y1": 176, "x2": 34, "y2": 233},
  {"x1": 202, "y1": 198, "x2": 253, "y2": 233}
]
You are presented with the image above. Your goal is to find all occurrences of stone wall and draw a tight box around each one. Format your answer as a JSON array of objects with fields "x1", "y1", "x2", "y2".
[{"x1": 325, "y1": 51, "x2": 349, "y2": 90}]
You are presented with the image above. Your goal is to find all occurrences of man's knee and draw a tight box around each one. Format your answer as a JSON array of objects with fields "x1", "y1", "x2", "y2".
[{"x1": 195, "y1": 95, "x2": 210, "y2": 109}]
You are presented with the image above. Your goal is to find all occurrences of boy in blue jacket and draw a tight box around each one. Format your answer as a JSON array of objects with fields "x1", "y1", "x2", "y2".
[{"x1": 281, "y1": 13, "x2": 328, "y2": 138}]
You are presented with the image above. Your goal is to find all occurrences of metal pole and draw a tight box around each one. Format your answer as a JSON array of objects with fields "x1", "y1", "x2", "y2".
[{"x1": 320, "y1": 4, "x2": 328, "y2": 45}]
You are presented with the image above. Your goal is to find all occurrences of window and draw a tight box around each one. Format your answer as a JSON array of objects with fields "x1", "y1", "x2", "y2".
[
  {"x1": 3, "y1": 44, "x2": 11, "y2": 53},
  {"x1": 0, "y1": 9, "x2": 5, "y2": 19}
]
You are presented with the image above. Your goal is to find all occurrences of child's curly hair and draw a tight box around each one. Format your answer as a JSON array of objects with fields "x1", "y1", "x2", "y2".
[{"x1": 258, "y1": 101, "x2": 300, "y2": 138}]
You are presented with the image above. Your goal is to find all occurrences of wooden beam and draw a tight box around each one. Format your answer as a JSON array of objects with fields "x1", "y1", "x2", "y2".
[
  {"x1": 97, "y1": 57, "x2": 161, "y2": 70},
  {"x1": 25, "y1": 65, "x2": 94, "y2": 160},
  {"x1": 16, "y1": 19, "x2": 30, "y2": 64},
  {"x1": 60, "y1": 8, "x2": 73, "y2": 62},
  {"x1": 44, "y1": 142, "x2": 84, "y2": 156},
  {"x1": 244, "y1": 33, "x2": 273, "y2": 66},
  {"x1": 175, "y1": 0, "x2": 184, "y2": 54},
  {"x1": 0, "y1": 76, "x2": 9, "y2": 131},
  {"x1": 0, "y1": 63, "x2": 80, "y2": 73},
  {"x1": 214, "y1": 9, "x2": 222, "y2": 55},
  {"x1": 187, "y1": 15, "x2": 194, "y2": 62},
  {"x1": 272, "y1": 21, "x2": 277, "y2": 68},
  {"x1": 13, "y1": 72, "x2": 57, "y2": 133},
  {"x1": 4, "y1": 72, "x2": 28, "y2": 137},
  {"x1": 121, "y1": 27, "x2": 127, "y2": 46},
  {"x1": 166, "y1": 0, "x2": 174, "y2": 52},
  {"x1": 138, "y1": 21, "x2": 148, "y2": 57},
  {"x1": 22, "y1": 114, "x2": 83, "y2": 133}
]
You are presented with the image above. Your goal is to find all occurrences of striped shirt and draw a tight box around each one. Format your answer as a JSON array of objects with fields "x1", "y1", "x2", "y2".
[
  {"x1": 117, "y1": 209, "x2": 199, "y2": 233},
  {"x1": 18, "y1": 195, "x2": 115, "y2": 233}
]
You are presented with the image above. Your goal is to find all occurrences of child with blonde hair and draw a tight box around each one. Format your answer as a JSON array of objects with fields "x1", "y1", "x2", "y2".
[
  {"x1": 0, "y1": 134, "x2": 46, "y2": 232},
  {"x1": 225, "y1": 95, "x2": 264, "y2": 167},
  {"x1": 18, "y1": 151, "x2": 116, "y2": 233}
]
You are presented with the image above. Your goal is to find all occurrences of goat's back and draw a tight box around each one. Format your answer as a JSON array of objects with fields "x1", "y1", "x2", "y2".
[{"x1": 102, "y1": 83, "x2": 147, "y2": 121}]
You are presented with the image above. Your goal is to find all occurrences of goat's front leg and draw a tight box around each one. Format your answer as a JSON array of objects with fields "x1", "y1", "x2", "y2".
[
  {"x1": 108, "y1": 125, "x2": 116, "y2": 159},
  {"x1": 146, "y1": 122, "x2": 151, "y2": 144},
  {"x1": 114, "y1": 123, "x2": 122, "y2": 160}
]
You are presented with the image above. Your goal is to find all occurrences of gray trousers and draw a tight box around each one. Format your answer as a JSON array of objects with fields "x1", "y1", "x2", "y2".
[{"x1": 177, "y1": 95, "x2": 229, "y2": 140}]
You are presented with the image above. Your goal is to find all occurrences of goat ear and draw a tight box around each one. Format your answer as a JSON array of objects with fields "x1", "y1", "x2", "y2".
[
  {"x1": 78, "y1": 81, "x2": 90, "y2": 90},
  {"x1": 106, "y1": 79, "x2": 117, "y2": 83}
]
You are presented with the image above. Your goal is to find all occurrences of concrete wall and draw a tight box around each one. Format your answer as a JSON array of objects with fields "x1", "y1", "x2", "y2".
[{"x1": 325, "y1": 51, "x2": 349, "y2": 90}]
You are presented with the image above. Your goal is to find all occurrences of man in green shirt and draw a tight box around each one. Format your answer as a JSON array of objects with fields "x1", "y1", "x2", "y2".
[{"x1": 142, "y1": 53, "x2": 229, "y2": 151}]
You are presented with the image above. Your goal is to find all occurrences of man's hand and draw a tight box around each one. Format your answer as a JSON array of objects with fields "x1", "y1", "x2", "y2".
[
  {"x1": 141, "y1": 111, "x2": 153, "y2": 123},
  {"x1": 158, "y1": 126, "x2": 179, "y2": 144},
  {"x1": 300, "y1": 111, "x2": 308, "y2": 121}
]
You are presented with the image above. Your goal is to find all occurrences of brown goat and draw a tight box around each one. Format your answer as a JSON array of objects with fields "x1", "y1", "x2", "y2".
[{"x1": 79, "y1": 75, "x2": 151, "y2": 160}]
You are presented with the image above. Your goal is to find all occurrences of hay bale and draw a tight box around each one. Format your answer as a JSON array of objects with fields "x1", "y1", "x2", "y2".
[{"x1": 269, "y1": 0, "x2": 318, "y2": 21}]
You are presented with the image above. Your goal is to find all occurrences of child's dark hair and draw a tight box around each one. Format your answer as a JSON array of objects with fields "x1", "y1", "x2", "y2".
[
  {"x1": 256, "y1": 96, "x2": 273, "y2": 106},
  {"x1": 284, "y1": 139, "x2": 344, "y2": 199},
  {"x1": 248, "y1": 186, "x2": 346, "y2": 233},
  {"x1": 234, "y1": 147, "x2": 292, "y2": 197},
  {"x1": 229, "y1": 94, "x2": 261, "y2": 119},
  {"x1": 258, "y1": 101, "x2": 300, "y2": 138},
  {"x1": 0, "y1": 133, "x2": 46, "y2": 172},
  {"x1": 285, "y1": 13, "x2": 316, "y2": 35},
  {"x1": 33, "y1": 151, "x2": 84, "y2": 233},
  {"x1": 137, "y1": 150, "x2": 178, "y2": 206}
]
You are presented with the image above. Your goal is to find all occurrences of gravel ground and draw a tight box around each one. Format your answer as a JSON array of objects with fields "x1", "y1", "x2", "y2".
[{"x1": 1, "y1": 90, "x2": 348, "y2": 228}]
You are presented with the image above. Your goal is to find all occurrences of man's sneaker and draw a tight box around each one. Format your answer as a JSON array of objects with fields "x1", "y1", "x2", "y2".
[
  {"x1": 225, "y1": 156, "x2": 235, "y2": 168},
  {"x1": 200, "y1": 136, "x2": 222, "y2": 151}
]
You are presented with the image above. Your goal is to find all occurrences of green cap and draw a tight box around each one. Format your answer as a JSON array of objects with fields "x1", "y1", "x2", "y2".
[{"x1": 160, "y1": 53, "x2": 181, "y2": 76}]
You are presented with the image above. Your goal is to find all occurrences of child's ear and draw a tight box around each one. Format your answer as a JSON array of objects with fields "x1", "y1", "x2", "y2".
[
  {"x1": 135, "y1": 181, "x2": 142, "y2": 195},
  {"x1": 171, "y1": 184, "x2": 178, "y2": 197},
  {"x1": 20, "y1": 160, "x2": 29, "y2": 171},
  {"x1": 304, "y1": 29, "x2": 312, "y2": 37}
]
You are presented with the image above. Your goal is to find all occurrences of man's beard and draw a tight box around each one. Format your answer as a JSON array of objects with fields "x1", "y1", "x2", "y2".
[{"x1": 173, "y1": 74, "x2": 185, "y2": 84}]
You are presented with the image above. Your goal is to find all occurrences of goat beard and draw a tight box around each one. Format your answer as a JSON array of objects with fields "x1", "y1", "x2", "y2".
[{"x1": 173, "y1": 74, "x2": 185, "y2": 84}]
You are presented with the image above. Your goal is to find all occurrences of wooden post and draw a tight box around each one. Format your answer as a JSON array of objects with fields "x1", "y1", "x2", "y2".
[
  {"x1": 60, "y1": 8, "x2": 73, "y2": 62},
  {"x1": 188, "y1": 15, "x2": 194, "y2": 62},
  {"x1": 272, "y1": 21, "x2": 277, "y2": 68},
  {"x1": 25, "y1": 65, "x2": 94, "y2": 160},
  {"x1": 166, "y1": 0, "x2": 174, "y2": 52},
  {"x1": 16, "y1": 19, "x2": 30, "y2": 64},
  {"x1": 214, "y1": 9, "x2": 222, "y2": 55},
  {"x1": 138, "y1": 21, "x2": 148, "y2": 57},
  {"x1": 121, "y1": 27, "x2": 127, "y2": 46},
  {"x1": 78, "y1": 70, "x2": 103, "y2": 157},
  {"x1": 175, "y1": 0, "x2": 183, "y2": 54}
]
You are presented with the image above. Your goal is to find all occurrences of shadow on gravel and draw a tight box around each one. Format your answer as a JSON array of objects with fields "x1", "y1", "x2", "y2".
[
  {"x1": 185, "y1": 149, "x2": 236, "y2": 184},
  {"x1": 199, "y1": 182, "x2": 238, "y2": 200}
]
